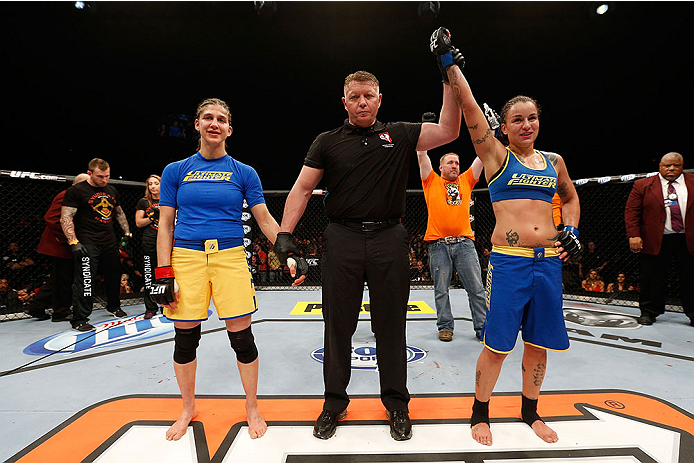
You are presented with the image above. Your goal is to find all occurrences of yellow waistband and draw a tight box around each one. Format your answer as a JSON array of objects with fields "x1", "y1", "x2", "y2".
[{"x1": 491, "y1": 245, "x2": 559, "y2": 258}]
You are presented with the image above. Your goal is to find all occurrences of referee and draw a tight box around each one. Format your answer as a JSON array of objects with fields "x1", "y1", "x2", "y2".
[{"x1": 275, "y1": 70, "x2": 461, "y2": 441}]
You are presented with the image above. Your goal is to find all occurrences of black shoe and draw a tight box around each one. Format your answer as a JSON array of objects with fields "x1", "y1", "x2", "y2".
[
  {"x1": 144, "y1": 311, "x2": 155, "y2": 319},
  {"x1": 386, "y1": 410, "x2": 412, "y2": 441},
  {"x1": 313, "y1": 409, "x2": 347, "y2": 440},
  {"x1": 107, "y1": 308, "x2": 128, "y2": 318},
  {"x1": 637, "y1": 314, "x2": 656, "y2": 325},
  {"x1": 72, "y1": 322, "x2": 95, "y2": 332}
]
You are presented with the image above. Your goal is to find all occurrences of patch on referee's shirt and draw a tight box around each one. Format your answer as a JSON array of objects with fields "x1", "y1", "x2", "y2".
[{"x1": 290, "y1": 301, "x2": 435, "y2": 315}]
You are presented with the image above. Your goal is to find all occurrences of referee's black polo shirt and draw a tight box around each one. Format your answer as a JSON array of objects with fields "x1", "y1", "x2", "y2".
[{"x1": 304, "y1": 119, "x2": 422, "y2": 221}]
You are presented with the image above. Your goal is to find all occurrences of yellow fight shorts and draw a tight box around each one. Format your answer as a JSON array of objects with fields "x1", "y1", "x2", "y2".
[{"x1": 164, "y1": 243, "x2": 257, "y2": 322}]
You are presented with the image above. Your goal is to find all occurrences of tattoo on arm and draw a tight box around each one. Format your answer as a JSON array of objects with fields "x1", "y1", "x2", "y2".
[
  {"x1": 60, "y1": 207, "x2": 78, "y2": 243},
  {"x1": 533, "y1": 363, "x2": 546, "y2": 387},
  {"x1": 546, "y1": 153, "x2": 559, "y2": 167},
  {"x1": 472, "y1": 128, "x2": 492, "y2": 145},
  {"x1": 467, "y1": 123, "x2": 478, "y2": 131},
  {"x1": 115, "y1": 206, "x2": 130, "y2": 234},
  {"x1": 505, "y1": 229, "x2": 520, "y2": 246},
  {"x1": 556, "y1": 181, "x2": 569, "y2": 199},
  {"x1": 449, "y1": 71, "x2": 463, "y2": 107}
]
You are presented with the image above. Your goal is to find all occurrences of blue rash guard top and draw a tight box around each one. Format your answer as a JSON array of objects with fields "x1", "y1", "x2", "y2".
[
  {"x1": 488, "y1": 148, "x2": 558, "y2": 203},
  {"x1": 160, "y1": 152, "x2": 265, "y2": 248}
]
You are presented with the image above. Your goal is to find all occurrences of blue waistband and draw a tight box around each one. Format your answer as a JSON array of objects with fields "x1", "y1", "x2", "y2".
[{"x1": 173, "y1": 238, "x2": 244, "y2": 251}]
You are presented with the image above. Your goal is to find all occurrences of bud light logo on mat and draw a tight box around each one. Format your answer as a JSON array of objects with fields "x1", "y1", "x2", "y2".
[
  {"x1": 23, "y1": 313, "x2": 181, "y2": 356},
  {"x1": 310, "y1": 342, "x2": 427, "y2": 370}
]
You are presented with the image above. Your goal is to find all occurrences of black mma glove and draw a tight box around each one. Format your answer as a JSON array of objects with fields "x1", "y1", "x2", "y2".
[
  {"x1": 70, "y1": 241, "x2": 89, "y2": 259},
  {"x1": 150, "y1": 266, "x2": 179, "y2": 306},
  {"x1": 274, "y1": 232, "x2": 309, "y2": 278},
  {"x1": 557, "y1": 226, "x2": 581, "y2": 260},
  {"x1": 119, "y1": 233, "x2": 132, "y2": 248},
  {"x1": 422, "y1": 112, "x2": 437, "y2": 123},
  {"x1": 430, "y1": 27, "x2": 465, "y2": 82},
  {"x1": 145, "y1": 205, "x2": 160, "y2": 222}
]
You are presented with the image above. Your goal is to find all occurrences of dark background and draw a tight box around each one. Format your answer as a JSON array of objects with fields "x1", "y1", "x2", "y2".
[{"x1": 1, "y1": 1, "x2": 690, "y2": 189}]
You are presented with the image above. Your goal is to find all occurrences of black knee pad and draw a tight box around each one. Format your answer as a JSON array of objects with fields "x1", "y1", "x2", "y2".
[
  {"x1": 227, "y1": 326, "x2": 258, "y2": 364},
  {"x1": 173, "y1": 325, "x2": 201, "y2": 364}
]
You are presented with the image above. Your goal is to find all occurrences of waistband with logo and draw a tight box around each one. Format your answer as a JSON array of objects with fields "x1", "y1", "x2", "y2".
[
  {"x1": 491, "y1": 245, "x2": 560, "y2": 259},
  {"x1": 174, "y1": 238, "x2": 244, "y2": 251}
]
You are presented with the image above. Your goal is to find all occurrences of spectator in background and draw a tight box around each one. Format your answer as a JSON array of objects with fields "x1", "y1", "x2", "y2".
[
  {"x1": 3, "y1": 241, "x2": 35, "y2": 288},
  {"x1": 253, "y1": 242, "x2": 268, "y2": 285},
  {"x1": 135, "y1": 174, "x2": 161, "y2": 319},
  {"x1": 581, "y1": 269, "x2": 605, "y2": 292},
  {"x1": 120, "y1": 273, "x2": 133, "y2": 294},
  {"x1": 34, "y1": 173, "x2": 90, "y2": 322},
  {"x1": 606, "y1": 272, "x2": 634, "y2": 293},
  {"x1": 0, "y1": 277, "x2": 14, "y2": 313},
  {"x1": 267, "y1": 243, "x2": 281, "y2": 283},
  {"x1": 579, "y1": 240, "x2": 607, "y2": 280},
  {"x1": 625, "y1": 151, "x2": 694, "y2": 326},
  {"x1": 418, "y1": 148, "x2": 486, "y2": 342}
]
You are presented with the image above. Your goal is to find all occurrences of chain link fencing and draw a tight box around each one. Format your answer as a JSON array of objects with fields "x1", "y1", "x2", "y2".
[{"x1": 1, "y1": 167, "x2": 688, "y2": 322}]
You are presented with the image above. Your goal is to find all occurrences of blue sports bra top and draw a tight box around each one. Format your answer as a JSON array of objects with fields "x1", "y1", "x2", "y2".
[{"x1": 488, "y1": 148, "x2": 557, "y2": 203}]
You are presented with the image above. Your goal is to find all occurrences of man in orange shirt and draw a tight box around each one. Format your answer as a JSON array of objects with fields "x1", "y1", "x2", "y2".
[{"x1": 419, "y1": 148, "x2": 486, "y2": 341}]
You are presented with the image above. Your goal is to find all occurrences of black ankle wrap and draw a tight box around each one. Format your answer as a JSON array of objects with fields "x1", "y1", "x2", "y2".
[
  {"x1": 521, "y1": 395, "x2": 543, "y2": 427},
  {"x1": 471, "y1": 398, "x2": 490, "y2": 427}
]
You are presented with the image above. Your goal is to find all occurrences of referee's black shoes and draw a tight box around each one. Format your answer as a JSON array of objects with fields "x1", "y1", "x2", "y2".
[
  {"x1": 313, "y1": 409, "x2": 347, "y2": 439},
  {"x1": 386, "y1": 410, "x2": 412, "y2": 441},
  {"x1": 636, "y1": 314, "x2": 656, "y2": 325}
]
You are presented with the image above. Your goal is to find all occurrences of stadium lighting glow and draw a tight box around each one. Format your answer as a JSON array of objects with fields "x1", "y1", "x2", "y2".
[
  {"x1": 596, "y1": 4, "x2": 609, "y2": 15},
  {"x1": 74, "y1": 1, "x2": 85, "y2": 9}
]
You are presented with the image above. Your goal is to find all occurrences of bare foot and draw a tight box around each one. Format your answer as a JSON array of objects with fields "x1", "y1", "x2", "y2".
[
  {"x1": 471, "y1": 422, "x2": 492, "y2": 446},
  {"x1": 246, "y1": 403, "x2": 267, "y2": 439},
  {"x1": 166, "y1": 408, "x2": 197, "y2": 441},
  {"x1": 530, "y1": 420, "x2": 558, "y2": 443}
]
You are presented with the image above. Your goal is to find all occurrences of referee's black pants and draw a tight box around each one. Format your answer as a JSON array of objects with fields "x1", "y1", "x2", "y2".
[
  {"x1": 639, "y1": 233, "x2": 694, "y2": 321},
  {"x1": 321, "y1": 222, "x2": 411, "y2": 413},
  {"x1": 71, "y1": 243, "x2": 121, "y2": 327}
]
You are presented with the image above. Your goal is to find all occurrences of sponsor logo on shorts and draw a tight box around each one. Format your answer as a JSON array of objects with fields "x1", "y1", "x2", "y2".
[
  {"x1": 23, "y1": 314, "x2": 175, "y2": 355},
  {"x1": 310, "y1": 341, "x2": 427, "y2": 370},
  {"x1": 182, "y1": 171, "x2": 233, "y2": 182}
]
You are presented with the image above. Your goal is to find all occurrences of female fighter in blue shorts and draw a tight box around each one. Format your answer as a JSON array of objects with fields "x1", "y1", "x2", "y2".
[
  {"x1": 151, "y1": 98, "x2": 303, "y2": 441},
  {"x1": 430, "y1": 28, "x2": 581, "y2": 446}
]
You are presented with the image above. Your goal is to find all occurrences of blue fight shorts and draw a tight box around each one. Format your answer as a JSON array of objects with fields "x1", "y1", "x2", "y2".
[{"x1": 482, "y1": 245, "x2": 569, "y2": 353}]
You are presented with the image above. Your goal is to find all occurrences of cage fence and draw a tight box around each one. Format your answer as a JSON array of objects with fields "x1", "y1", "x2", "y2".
[{"x1": 1, "y1": 167, "x2": 688, "y2": 322}]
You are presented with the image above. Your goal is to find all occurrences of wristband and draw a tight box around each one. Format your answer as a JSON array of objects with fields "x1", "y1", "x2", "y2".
[
  {"x1": 154, "y1": 266, "x2": 175, "y2": 279},
  {"x1": 563, "y1": 226, "x2": 579, "y2": 238},
  {"x1": 69, "y1": 240, "x2": 79, "y2": 246}
]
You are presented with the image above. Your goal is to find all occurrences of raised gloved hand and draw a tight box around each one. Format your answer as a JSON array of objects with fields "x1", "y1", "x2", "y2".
[
  {"x1": 274, "y1": 232, "x2": 309, "y2": 283},
  {"x1": 556, "y1": 226, "x2": 581, "y2": 261},
  {"x1": 70, "y1": 241, "x2": 89, "y2": 259},
  {"x1": 150, "y1": 266, "x2": 179, "y2": 306},
  {"x1": 430, "y1": 27, "x2": 465, "y2": 82}
]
